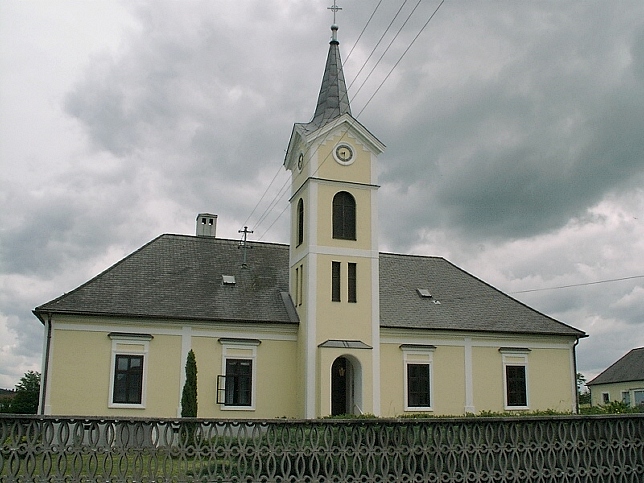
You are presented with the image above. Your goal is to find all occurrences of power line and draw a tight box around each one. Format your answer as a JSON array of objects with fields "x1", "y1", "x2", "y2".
[
  {"x1": 246, "y1": 0, "x2": 393, "y2": 238},
  {"x1": 343, "y1": 0, "x2": 384, "y2": 65},
  {"x1": 409, "y1": 273, "x2": 644, "y2": 305},
  {"x1": 241, "y1": 163, "x2": 287, "y2": 229},
  {"x1": 351, "y1": 0, "x2": 426, "y2": 104},
  {"x1": 356, "y1": 0, "x2": 445, "y2": 117},
  {"x1": 510, "y1": 275, "x2": 644, "y2": 295},
  {"x1": 247, "y1": 1, "x2": 445, "y2": 240},
  {"x1": 346, "y1": 0, "x2": 412, "y2": 93},
  {"x1": 242, "y1": 2, "x2": 385, "y2": 236}
]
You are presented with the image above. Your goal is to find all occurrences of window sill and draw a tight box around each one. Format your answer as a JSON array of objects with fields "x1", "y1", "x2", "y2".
[
  {"x1": 109, "y1": 403, "x2": 146, "y2": 409},
  {"x1": 504, "y1": 406, "x2": 530, "y2": 411},
  {"x1": 220, "y1": 405, "x2": 255, "y2": 411},
  {"x1": 405, "y1": 407, "x2": 433, "y2": 412}
]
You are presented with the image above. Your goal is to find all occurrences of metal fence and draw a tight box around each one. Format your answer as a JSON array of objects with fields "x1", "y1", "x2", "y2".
[{"x1": 1, "y1": 414, "x2": 643, "y2": 482}]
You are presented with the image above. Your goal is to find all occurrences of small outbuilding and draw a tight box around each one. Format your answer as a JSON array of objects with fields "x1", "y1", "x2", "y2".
[{"x1": 586, "y1": 347, "x2": 644, "y2": 407}]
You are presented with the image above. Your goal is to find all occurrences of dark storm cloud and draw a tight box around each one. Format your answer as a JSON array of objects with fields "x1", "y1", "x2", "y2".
[
  {"x1": 367, "y1": 1, "x2": 644, "y2": 251},
  {"x1": 2, "y1": 164, "x2": 143, "y2": 277}
]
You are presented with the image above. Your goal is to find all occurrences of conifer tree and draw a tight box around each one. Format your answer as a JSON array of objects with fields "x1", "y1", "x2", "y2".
[
  {"x1": 7, "y1": 371, "x2": 41, "y2": 414},
  {"x1": 181, "y1": 350, "x2": 197, "y2": 417}
]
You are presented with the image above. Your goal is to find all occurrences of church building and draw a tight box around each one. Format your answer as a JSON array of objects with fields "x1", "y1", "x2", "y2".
[{"x1": 34, "y1": 21, "x2": 586, "y2": 419}]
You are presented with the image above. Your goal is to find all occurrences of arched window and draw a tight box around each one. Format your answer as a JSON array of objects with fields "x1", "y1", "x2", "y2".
[
  {"x1": 297, "y1": 199, "x2": 304, "y2": 246},
  {"x1": 332, "y1": 191, "x2": 356, "y2": 240}
]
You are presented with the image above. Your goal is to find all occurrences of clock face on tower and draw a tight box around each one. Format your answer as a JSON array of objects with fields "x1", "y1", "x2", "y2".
[
  {"x1": 334, "y1": 143, "x2": 354, "y2": 165},
  {"x1": 297, "y1": 153, "x2": 304, "y2": 171}
]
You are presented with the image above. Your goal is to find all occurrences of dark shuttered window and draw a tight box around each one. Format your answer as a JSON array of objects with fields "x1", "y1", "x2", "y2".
[
  {"x1": 348, "y1": 262, "x2": 357, "y2": 303},
  {"x1": 297, "y1": 198, "x2": 304, "y2": 246},
  {"x1": 506, "y1": 365, "x2": 527, "y2": 407},
  {"x1": 224, "y1": 359, "x2": 252, "y2": 406},
  {"x1": 113, "y1": 355, "x2": 143, "y2": 404},
  {"x1": 332, "y1": 261, "x2": 341, "y2": 302},
  {"x1": 332, "y1": 192, "x2": 356, "y2": 240},
  {"x1": 407, "y1": 363, "x2": 430, "y2": 408}
]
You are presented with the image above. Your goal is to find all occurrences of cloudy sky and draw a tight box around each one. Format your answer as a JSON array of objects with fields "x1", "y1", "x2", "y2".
[{"x1": 2, "y1": 0, "x2": 644, "y2": 392}]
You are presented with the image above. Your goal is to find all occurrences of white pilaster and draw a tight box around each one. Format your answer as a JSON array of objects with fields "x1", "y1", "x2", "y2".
[{"x1": 464, "y1": 337, "x2": 475, "y2": 413}]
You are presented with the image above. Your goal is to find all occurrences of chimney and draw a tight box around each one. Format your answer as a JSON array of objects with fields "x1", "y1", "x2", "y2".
[{"x1": 196, "y1": 213, "x2": 217, "y2": 237}]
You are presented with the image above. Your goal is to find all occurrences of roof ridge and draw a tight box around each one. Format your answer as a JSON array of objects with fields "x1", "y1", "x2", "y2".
[
  {"x1": 162, "y1": 233, "x2": 289, "y2": 249},
  {"x1": 379, "y1": 251, "x2": 445, "y2": 261},
  {"x1": 587, "y1": 346, "x2": 644, "y2": 385}
]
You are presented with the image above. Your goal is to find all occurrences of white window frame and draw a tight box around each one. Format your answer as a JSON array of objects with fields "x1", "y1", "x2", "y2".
[
  {"x1": 621, "y1": 391, "x2": 631, "y2": 405},
  {"x1": 602, "y1": 392, "x2": 610, "y2": 404},
  {"x1": 500, "y1": 348, "x2": 530, "y2": 411},
  {"x1": 218, "y1": 339, "x2": 259, "y2": 411},
  {"x1": 402, "y1": 345, "x2": 435, "y2": 412},
  {"x1": 108, "y1": 333, "x2": 152, "y2": 409},
  {"x1": 633, "y1": 389, "x2": 644, "y2": 407}
]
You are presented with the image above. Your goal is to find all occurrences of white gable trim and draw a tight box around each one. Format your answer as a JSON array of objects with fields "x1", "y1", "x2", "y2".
[
  {"x1": 53, "y1": 321, "x2": 297, "y2": 341},
  {"x1": 301, "y1": 114, "x2": 386, "y2": 155}
]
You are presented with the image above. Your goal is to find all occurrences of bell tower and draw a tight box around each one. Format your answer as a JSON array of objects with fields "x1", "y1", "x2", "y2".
[{"x1": 284, "y1": 18, "x2": 385, "y2": 418}]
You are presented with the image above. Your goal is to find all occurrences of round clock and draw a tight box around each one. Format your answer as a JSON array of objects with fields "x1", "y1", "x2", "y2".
[
  {"x1": 334, "y1": 143, "x2": 354, "y2": 165},
  {"x1": 297, "y1": 153, "x2": 304, "y2": 171}
]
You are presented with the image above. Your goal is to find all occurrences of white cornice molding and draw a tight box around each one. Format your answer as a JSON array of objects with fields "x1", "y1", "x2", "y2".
[{"x1": 55, "y1": 321, "x2": 298, "y2": 341}]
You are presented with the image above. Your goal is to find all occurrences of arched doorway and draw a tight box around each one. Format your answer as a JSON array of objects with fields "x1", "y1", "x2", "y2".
[{"x1": 331, "y1": 356, "x2": 362, "y2": 416}]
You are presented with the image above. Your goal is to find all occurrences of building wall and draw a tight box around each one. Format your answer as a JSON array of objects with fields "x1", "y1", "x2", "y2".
[
  {"x1": 316, "y1": 131, "x2": 374, "y2": 186},
  {"x1": 314, "y1": 253, "x2": 374, "y2": 343},
  {"x1": 43, "y1": 321, "x2": 577, "y2": 418},
  {"x1": 380, "y1": 330, "x2": 578, "y2": 416},
  {"x1": 194, "y1": 336, "x2": 299, "y2": 419},
  {"x1": 527, "y1": 347, "x2": 576, "y2": 411},
  {"x1": 44, "y1": 316, "x2": 299, "y2": 418},
  {"x1": 46, "y1": 318, "x2": 182, "y2": 417},
  {"x1": 589, "y1": 381, "x2": 644, "y2": 407},
  {"x1": 287, "y1": 123, "x2": 381, "y2": 418},
  {"x1": 315, "y1": 183, "x2": 374, "y2": 251}
]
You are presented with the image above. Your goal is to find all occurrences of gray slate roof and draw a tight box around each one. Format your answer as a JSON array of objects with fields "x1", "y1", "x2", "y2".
[
  {"x1": 379, "y1": 253, "x2": 584, "y2": 337},
  {"x1": 35, "y1": 235, "x2": 296, "y2": 324},
  {"x1": 586, "y1": 347, "x2": 644, "y2": 386},
  {"x1": 35, "y1": 234, "x2": 585, "y2": 338}
]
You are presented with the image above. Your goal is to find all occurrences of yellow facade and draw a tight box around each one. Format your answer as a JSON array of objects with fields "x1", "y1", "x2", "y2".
[
  {"x1": 43, "y1": 316, "x2": 300, "y2": 418},
  {"x1": 315, "y1": 183, "x2": 374, "y2": 250},
  {"x1": 315, "y1": 132, "x2": 374, "y2": 186},
  {"x1": 590, "y1": 381, "x2": 644, "y2": 407},
  {"x1": 44, "y1": 316, "x2": 578, "y2": 418},
  {"x1": 285, "y1": 114, "x2": 384, "y2": 418},
  {"x1": 379, "y1": 331, "x2": 577, "y2": 416}
]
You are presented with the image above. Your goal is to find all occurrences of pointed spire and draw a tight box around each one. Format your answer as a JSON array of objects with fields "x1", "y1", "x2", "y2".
[{"x1": 308, "y1": 24, "x2": 352, "y2": 129}]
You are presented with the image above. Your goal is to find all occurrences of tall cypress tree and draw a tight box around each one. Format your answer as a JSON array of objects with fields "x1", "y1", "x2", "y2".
[{"x1": 181, "y1": 350, "x2": 197, "y2": 417}]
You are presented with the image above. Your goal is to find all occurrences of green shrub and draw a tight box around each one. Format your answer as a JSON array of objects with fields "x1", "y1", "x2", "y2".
[{"x1": 580, "y1": 401, "x2": 644, "y2": 415}]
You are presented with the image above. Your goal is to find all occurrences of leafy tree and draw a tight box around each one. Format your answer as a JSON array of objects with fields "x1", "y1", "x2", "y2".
[
  {"x1": 3, "y1": 371, "x2": 41, "y2": 414},
  {"x1": 576, "y1": 372, "x2": 591, "y2": 405},
  {"x1": 0, "y1": 389, "x2": 15, "y2": 413},
  {"x1": 576, "y1": 372, "x2": 586, "y2": 392},
  {"x1": 181, "y1": 350, "x2": 198, "y2": 417}
]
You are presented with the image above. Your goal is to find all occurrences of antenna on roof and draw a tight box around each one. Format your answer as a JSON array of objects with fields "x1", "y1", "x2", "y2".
[{"x1": 238, "y1": 226, "x2": 254, "y2": 268}]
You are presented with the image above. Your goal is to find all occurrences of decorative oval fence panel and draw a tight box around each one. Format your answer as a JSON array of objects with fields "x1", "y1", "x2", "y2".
[{"x1": 1, "y1": 414, "x2": 643, "y2": 482}]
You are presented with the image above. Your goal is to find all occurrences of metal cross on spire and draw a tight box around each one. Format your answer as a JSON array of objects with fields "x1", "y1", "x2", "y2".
[
  {"x1": 328, "y1": 0, "x2": 342, "y2": 24},
  {"x1": 238, "y1": 226, "x2": 254, "y2": 268}
]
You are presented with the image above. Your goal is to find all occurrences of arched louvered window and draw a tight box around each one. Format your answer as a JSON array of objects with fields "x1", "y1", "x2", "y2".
[
  {"x1": 332, "y1": 191, "x2": 356, "y2": 240},
  {"x1": 297, "y1": 199, "x2": 304, "y2": 246}
]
